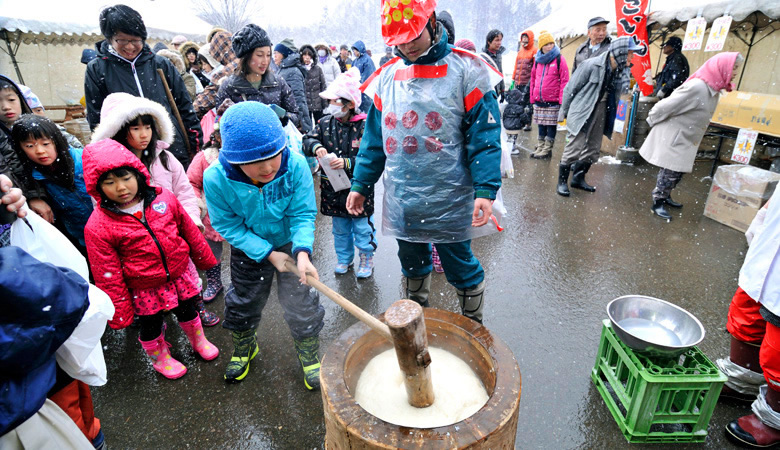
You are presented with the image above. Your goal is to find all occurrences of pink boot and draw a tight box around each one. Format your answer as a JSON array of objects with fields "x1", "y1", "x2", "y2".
[
  {"x1": 139, "y1": 327, "x2": 187, "y2": 379},
  {"x1": 179, "y1": 316, "x2": 220, "y2": 361}
]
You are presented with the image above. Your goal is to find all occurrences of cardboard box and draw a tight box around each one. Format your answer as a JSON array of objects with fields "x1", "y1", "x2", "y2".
[{"x1": 703, "y1": 165, "x2": 780, "y2": 232}]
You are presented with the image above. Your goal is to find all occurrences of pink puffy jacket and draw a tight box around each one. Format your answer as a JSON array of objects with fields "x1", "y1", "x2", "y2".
[{"x1": 529, "y1": 54, "x2": 570, "y2": 105}]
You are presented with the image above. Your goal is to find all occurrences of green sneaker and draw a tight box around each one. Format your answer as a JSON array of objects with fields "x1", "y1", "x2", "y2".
[
  {"x1": 224, "y1": 329, "x2": 258, "y2": 383},
  {"x1": 294, "y1": 336, "x2": 321, "y2": 390}
]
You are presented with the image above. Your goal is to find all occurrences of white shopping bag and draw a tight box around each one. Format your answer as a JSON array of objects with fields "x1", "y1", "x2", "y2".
[
  {"x1": 500, "y1": 131, "x2": 515, "y2": 178},
  {"x1": 10, "y1": 207, "x2": 113, "y2": 385},
  {"x1": 284, "y1": 121, "x2": 318, "y2": 173},
  {"x1": 471, "y1": 189, "x2": 508, "y2": 239},
  {"x1": 318, "y1": 153, "x2": 352, "y2": 191}
]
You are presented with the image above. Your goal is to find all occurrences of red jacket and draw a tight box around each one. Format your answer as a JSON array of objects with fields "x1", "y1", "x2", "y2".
[{"x1": 83, "y1": 139, "x2": 216, "y2": 328}]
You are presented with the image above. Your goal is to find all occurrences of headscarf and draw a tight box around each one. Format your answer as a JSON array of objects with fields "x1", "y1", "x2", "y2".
[
  {"x1": 609, "y1": 36, "x2": 633, "y2": 93},
  {"x1": 687, "y1": 52, "x2": 740, "y2": 92}
]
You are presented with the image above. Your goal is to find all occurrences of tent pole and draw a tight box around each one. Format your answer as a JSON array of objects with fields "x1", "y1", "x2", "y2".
[
  {"x1": 1, "y1": 31, "x2": 25, "y2": 85},
  {"x1": 737, "y1": 23, "x2": 757, "y2": 91}
]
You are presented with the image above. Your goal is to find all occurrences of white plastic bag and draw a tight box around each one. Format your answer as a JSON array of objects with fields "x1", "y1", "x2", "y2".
[
  {"x1": 10, "y1": 207, "x2": 88, "y2": 280},
  {"x1": 318, "y1": 153, "x2": 352, "y2": 191},
  {"x1": 55, "y1": 285, "x2": 114, "y2": 386},
  {"x1": 500, "y1": 131, "x2": 515, "y2": 178},
  {"x1": 471, "y1": 189, "x2": 508, "y2": 239},
  {"x1": 10, "y1": 207, "x2": 112, "y2": 385},
  {"x1": 284, "y1": 121, "x2": 318, "y2": 173}
]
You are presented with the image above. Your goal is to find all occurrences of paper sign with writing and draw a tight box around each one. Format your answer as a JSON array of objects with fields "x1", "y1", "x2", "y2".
[
  {"x1": 731, "y1": 128, "x2": 759, "y2": 164},
  {"x1": 683, "y1": 17, "x2": 707, "y2": 51},
  {"x1": 705, "y1": 15, "x2": 732, "y2": 52}
]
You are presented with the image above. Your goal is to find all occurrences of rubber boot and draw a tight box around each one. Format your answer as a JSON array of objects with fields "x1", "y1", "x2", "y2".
[
  {"x1": 179, "y1": 316, "x2": 219, "y2": 361},
  {"x1": 224, "y1": 329, "x2": 258, "y2": 383},
  {"x1": 556, "y1": 164, "x2": 571, "y2": 197},
  {"x1": 721, "y1": 337, "x2": 764, "y2": 403},
  {"x1": 652, "y1": 199, "x2": 672, "y2": 221},
  {"x1": 356, "y1": 253, "x2": 374, "y2": 279},
  {"x1": 139, "y1": 325, "x2": 187, "y2": 379},
  {"x1": 432, "y1": 245, "x2": 444, "y2": 273},
  {"x1": 195, "y1": 294, "x2": 220, "y2": 327},
  {"x1": 570, "y1": 161, "x2": 596, "y2": 192},
  {"x1": 406, "y1": 273, "x2": 432, "y2": 307},
  {"x1": 665, "y1": 196, "x2": 683, "y2": 208},
  {"x1": 202, "y1": 263, "x2": 223, "y2": 302},
  {"x1": 456, "y1": 280, "x2": 486, "y2": 324},
  {"x1": 294, "y1": 336, "x2": 321, "y2": 390},
  {"x1": 726, "y1": 389, "x2": 780, "y2": 447}
]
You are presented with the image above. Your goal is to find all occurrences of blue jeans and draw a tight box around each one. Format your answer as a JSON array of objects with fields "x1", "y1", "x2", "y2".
[
  {"x1": 396, "y1": 240, "x2": 484, "y2": 290},
  {"x1": 332, "y1": 216, "x2": 377, "y2": 264}
]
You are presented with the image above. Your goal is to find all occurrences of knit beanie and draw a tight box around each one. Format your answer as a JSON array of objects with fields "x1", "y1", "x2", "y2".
[
  {"x1": 232, "y1": 24, "x2": 272, "y2": 59},
  {"x1": 220, "y1": 102, "x2": 286, "y2": 164},
  {"x1": 538, "y1": 31, "x2": 555, "y2": 48},
  {"x1": 455, "y1": 39, "x2": 476, "y2": 52},
  {"x1": 319, "y1": 67, "x2": 362, "y2": 108},
  {"x1": 274, "y1": 38, "x2": 297, "y2": 58}
]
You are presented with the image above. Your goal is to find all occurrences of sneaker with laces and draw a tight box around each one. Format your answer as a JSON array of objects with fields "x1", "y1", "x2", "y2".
[
  {"x1": 356, "y1": 253, "x2": 374, "y2": 279},
  {"x1": 334, "y1": 262, "x2": 352, "y2": 274}
]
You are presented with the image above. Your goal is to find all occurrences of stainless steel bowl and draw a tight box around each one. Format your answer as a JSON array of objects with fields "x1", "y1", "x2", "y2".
[{"x1": 606, "y1": 295, "x2": 705, "y2": 358}]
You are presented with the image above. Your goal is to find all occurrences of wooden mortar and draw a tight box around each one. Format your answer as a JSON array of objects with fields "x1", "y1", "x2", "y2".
[{"x1": 321, "y1": 308, "x2": 522, "y2": 449}]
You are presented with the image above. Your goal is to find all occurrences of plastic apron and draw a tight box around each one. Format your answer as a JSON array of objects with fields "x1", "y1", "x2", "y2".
[{"x1": 374, "y1": 52, "x2": 496, "y2": 243}]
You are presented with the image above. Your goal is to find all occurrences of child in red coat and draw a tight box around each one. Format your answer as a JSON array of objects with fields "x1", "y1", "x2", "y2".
[{"x1": 83, "y1": 139, "x2": 219, "y2": 380}]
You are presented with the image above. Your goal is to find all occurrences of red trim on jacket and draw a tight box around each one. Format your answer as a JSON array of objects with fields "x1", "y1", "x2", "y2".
[
  {"x1": 464, "y1": 88, "x2": 484, "y2": 112},
  {"x1": 393, "y1": 64, "x2": 448, "y2": 81}
]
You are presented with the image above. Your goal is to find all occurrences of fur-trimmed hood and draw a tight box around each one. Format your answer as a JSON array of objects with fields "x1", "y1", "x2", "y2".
[
  {"x1": 180, "y1": 41, "x2": 199, "y2": 59},
  {"x1": 91, "y1": 92, "x2": 175, "y2": 145},
  {"x1": 157, "y1": 49, "x2": 186, "y2": 74}
]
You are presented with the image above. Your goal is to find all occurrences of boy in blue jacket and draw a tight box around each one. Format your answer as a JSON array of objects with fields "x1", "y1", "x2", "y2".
[
  {"x1": 203, "y1": 102, "x2": 325, "y2": 389},
  {"x1": 346, "y1": 0, "x2": 502, "y2": 324}
]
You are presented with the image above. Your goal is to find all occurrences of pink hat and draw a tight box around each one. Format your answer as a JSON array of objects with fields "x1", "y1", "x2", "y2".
[
  {"x1": 455, "y1": 39, "x2": 476, "y2": 52},
  {"x1": 319, "y1": 67, "x2": 363, "y2": 108}
]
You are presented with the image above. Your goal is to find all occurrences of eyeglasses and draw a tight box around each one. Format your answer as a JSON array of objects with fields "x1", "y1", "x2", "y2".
[{"x1": 113, "y1": 38, "x2": 143, "y2": 47}]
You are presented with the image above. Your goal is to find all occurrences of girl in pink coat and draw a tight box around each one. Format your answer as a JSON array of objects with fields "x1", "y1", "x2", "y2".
[
  {"x1": 528, "y1": 31, "x2": 569, "y2": 159},
  {"x1": 83, "y1": 139, "x2": 218, "y2": 380},
  {"x1": 92, "y1": 93, "x2": 219, "y2": 326}
]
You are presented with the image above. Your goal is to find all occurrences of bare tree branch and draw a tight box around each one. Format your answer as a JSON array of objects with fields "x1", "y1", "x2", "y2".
[{"x1": 191, "y1": 0, "x2": 263, "y2": 33}]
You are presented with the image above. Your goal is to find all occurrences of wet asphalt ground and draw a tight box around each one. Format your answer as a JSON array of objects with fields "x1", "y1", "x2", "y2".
[{"x1": 93, "y1": 132, "x2": 753, "y2": 449}]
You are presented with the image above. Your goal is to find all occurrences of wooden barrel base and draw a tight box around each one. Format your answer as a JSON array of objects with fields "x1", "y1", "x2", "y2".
[{"x1": 321, "y1": 308, "x2": 522, "y2": 449}]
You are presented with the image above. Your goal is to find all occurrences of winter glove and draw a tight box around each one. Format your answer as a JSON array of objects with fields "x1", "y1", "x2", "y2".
[
  {"x1": 108, "y1": 298, "x2": 135, "y2": 330},
  {"x1": 510, "y1": 80, "x2": 515, "y2": 90},
  {"x1": 187, "y1": 128, "x2": 201, "y2": 156}
]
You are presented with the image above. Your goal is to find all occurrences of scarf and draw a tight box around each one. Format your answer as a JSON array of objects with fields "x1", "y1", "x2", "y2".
[
  {"x1": 608, "y1": 36, "x2": 633, "y2": 94},
  {"x1": 534, "y1": 46, "x2": 560, "y2": 65},
  {"x1": 319, "y1": 55, "x2": 328, "y2": 64},
  {"x1": 687, "y1": 52, "x2": 739, "y2": 92}
]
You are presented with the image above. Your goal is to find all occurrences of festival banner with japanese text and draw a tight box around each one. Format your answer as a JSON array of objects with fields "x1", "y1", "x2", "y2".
[{"x1": 614, "y1": 0, "x2": 653, "y2": 95}]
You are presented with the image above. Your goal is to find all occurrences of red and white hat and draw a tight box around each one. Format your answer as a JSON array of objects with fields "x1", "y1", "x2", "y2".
[{"x1": 381, "y1": 0, "x2": 438, "y2": 46}]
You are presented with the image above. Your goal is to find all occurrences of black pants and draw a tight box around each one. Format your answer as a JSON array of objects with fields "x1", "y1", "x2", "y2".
[
  {"x1": 138, "y1": 298, "x2": 198, "y2": 341},
  {"x1": 538, "y1": 124, "x2": 557, "y2": 140}
]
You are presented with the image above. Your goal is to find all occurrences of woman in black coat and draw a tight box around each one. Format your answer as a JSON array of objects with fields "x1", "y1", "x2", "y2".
[
  {"x1": 215, "y1": 24, "x2": 301, "y2": 129},
  {"x1": 84, "y1": 5, "x2": 202, "y2": 167},
  {"x1": 300, "y1": 45, "x2": 328, "y2": 123}
]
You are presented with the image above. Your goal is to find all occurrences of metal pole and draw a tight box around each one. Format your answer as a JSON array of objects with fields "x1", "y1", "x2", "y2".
[
  {"x1": 1, "y1": 31, "x2": 25, "y2": 85},
  {"x1": 737, "y1": 24, "x2": 757, "y2": 91}
]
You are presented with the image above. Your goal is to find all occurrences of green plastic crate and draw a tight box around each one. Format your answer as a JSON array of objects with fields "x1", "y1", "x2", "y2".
[{"x1": 591, "y1": 320, "x2": 727, "y2": 443}]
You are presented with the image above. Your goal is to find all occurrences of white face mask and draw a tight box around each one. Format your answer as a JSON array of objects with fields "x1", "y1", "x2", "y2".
[
  {"x1": 325, "y1": 104, "x2": 348, "y2": 118},
  {"x1": 317, "y1": 49, "x2": 327, "y2": 57}
]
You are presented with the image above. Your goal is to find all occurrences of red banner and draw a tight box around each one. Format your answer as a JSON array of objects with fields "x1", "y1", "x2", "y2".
[{"x1": 615, "y1": 0, "x2": 653, "y2": 95}]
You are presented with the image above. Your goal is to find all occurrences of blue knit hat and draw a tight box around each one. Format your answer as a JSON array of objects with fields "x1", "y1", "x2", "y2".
[{"x1": 220, "y1": 102, "x2": 286, "y2": 164}]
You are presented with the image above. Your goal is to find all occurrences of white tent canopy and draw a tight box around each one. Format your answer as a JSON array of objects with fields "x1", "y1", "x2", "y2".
[
  {"x1": 527, "y1": 0, "x2": 780, "y2": 40},
  {"x1": 0, "y1": 0, "x2": 212, "y2": 45}
]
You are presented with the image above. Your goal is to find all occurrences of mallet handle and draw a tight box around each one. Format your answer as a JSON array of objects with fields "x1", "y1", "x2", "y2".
[{"x1": 284, "y1": 260, "x2": 392, "y2": 341}]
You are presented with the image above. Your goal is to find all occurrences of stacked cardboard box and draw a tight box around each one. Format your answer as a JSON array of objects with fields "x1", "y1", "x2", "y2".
[{"x1": 704, "y1": 165, "x2": 780, "y2": 233}]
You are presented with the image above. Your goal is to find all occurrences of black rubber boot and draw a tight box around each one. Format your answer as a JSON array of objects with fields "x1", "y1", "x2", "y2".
[
  {"x1": 652, "y1": 199, "x2": 672, "y2": 220},
  {"x1": 570, "y1": 161, "x2": 596, "y2": 192},
  {"x1": 406, "y1": 273, "x2": 432, "y2": 307},
  {"x1": 556, "y1": 164, "x2": 571, "y2": 197},
  {"x1": 665, "y1": 197, "x2": 683, "y2": 208}
]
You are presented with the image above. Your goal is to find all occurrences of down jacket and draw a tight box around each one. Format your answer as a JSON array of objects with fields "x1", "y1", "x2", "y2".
[
  {"x1": 186, "y1": 147, "x2": 224, "y2": 242},
  {"x1": 216, "y1": 70, "x2": 302, "y2": 130},
  {"x1": 301, "y1": 45, "x2": 328, "y2": 114},
  {"x1": 0, "y1": 247, "x2": 89, "y2": 436},
  {"x1": 277, "y1": 52, "x2": 312, "y2": 131},
  {"x1": 203, "y1": 148, "x2": 317, "y2": 263},
  {"x1": 512, "y1": 30, "x2": 537, "y2": 86},
  {"x1": 83, "y1": 140, "x2": 216, "y2": 328},
  {"x1": 529, "y1": 51, "x2": 570, "y2": 105},
  {"x1": 303, "y1": 113, "x2": 373, "y2": 218},
  {"x1": 84, "y1": 41, "x2": 203, "y2": 166}
]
